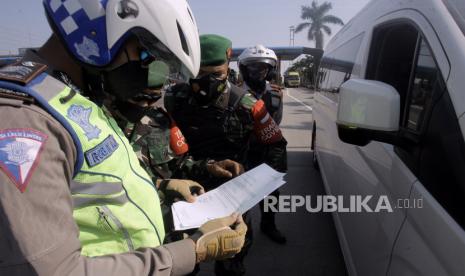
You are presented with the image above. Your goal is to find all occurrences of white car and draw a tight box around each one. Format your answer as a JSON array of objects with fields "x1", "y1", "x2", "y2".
[{"x1": 312, "y1": 0, "x2": 465, "y2": 275}]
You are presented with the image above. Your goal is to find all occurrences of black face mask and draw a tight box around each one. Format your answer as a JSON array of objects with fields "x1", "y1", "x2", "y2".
[
  {"x1": 240, "y1": 63, "x2": 269, "y2": 93},
  {"x1": 104, "y1": 60, "x2": 149, "y2": 102},
  {"x1": 83, "y1": 49, "x2": 161, "y2": 122},
  {"x1": 190, "y1": 74, "x2": 227, "y2": 105}
]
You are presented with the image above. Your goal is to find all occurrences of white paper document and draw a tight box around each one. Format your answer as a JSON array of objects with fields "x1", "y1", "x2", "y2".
[{"x1": 172, "y1": 164, "x2": 286, "y2": 231}]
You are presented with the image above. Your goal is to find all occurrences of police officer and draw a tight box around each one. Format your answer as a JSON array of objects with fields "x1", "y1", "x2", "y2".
[
  {"x1": 0, "y1": 1, "x2": 246, "y2": 275},
  {"x1": 165, "y1": 34, "x2": 287, "y2": 276},
  {"x1": 238, "y1": 45, "x2": 287, "y2": 244}
]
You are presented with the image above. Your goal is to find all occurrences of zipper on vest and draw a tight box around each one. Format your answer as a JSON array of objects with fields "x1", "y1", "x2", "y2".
[{"x1": 97, "y1": 206, "x2": 135, "y2": 252}]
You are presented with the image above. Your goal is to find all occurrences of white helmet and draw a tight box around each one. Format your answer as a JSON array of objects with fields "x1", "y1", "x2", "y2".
[
  {"x1": 43, "y1": 0, "x2": 200, "y2": 79},
  {"x1": 238, "y1": 45, "x2": 278, "y2": 68}
]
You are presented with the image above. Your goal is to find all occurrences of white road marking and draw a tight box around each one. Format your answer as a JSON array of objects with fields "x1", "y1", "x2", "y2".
[{"x1": 285, "y1": 88, "x2": 313, "y2": 111}]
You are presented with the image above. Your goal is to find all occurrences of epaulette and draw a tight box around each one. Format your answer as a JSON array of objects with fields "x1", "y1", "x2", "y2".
[
  {"x1": 0, "y1": 61, "x2": 47, "y2": 103},
  {"x1": 0, "y1": 87, "x2": 34, "y2": 104},
  {"x1": 0, "y1": 61, "x2": 47, "y2": 85}
]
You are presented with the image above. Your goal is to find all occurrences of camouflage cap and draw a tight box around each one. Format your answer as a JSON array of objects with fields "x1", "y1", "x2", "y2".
[{"x1": 200, "y1": 34, "x2": 232, "y2": 67}]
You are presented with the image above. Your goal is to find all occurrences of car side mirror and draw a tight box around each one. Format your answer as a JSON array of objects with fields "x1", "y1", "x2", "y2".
[{"x1": 336, "y1": 79, "x2": 403, "y2": 147}]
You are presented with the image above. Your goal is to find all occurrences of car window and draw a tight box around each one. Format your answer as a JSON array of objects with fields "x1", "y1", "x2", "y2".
[
  {"x1": 317, "y1": 33, "x2": 364, "y2": 96},
  {"x1": 367, "y1": 21, "x2": 465, "y2": 228},
  {"x1": 366, "y1": 23, "x2": 419, "y2": 120},
  {"x1": 404, "y1": 40, "x2": 439, "y2": 133}
]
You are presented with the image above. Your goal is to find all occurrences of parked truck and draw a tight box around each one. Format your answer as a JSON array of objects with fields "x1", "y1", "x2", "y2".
[{"x1": 284, "y1": 71, "x2": 300, "y2": 88}]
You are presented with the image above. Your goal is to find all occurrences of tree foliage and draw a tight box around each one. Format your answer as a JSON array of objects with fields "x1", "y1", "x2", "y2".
[
  {"x1": 295, "y1": 1, "x2": 344, "y2": 49},
  {"x1": 286, "y1": 55, "x2": 316, "y2": 86}
]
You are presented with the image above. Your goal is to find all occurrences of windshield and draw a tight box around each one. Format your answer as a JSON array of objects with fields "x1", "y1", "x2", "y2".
[
  {"x1": 287, "y1": 75, "x2": 300, "y2": 80},
  {"x1": 445, "y1": 0, "x2": 465, "y2": 36}
]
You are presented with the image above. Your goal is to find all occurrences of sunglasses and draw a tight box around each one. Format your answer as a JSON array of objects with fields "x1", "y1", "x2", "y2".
[
  {"x1": 246, "y1": 63, "x2": 270, "y2": 73},
  {"x1": 139, "y1": 50, "x2": 156, "y2": 67}
]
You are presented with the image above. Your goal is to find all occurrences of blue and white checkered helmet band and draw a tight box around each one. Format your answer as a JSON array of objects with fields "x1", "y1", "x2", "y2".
[
  {"x1": 43, "y1": 0, "x2": 202, "y2": 79},
  {"x1": 44, "y1": 0, "x2": 126, "y2": 66}
]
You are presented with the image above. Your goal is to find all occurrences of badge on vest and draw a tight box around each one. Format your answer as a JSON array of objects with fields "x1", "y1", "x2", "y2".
[
  {"x1": 0, "y1": 129, "x2": 48, "y2": 192},
  {"x1": 67, "y1": 104, "x2": 101, "y2": 141},
  {"x1": 85, "y1": 135, "x2": 119, "y2": 167},
  {"x1": 0, "y1": 61, "x2": 48, "y2": 85}
]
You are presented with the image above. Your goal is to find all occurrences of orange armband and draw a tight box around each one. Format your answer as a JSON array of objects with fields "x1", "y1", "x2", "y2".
[
  {"x1": 169, "y1": 121, "x2": 189, "y2": 156},
  {"x1": 251, "y1": 100, "x2": 283, "y2": 144}
]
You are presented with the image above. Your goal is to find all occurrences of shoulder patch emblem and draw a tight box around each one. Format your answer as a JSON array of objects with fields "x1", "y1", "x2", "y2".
[
  {"x1": 0, "y1": 129, "x2": 48, "y2": 192},
  {"x1": 74, "y1": 36, "x2": 100, "y2": 65},
  {"x1": 67, "y1": 104, "x2": 101, "y2": 141},
  {"x1": 240, "y1": 93, "x2": 257, "y2": 110}
]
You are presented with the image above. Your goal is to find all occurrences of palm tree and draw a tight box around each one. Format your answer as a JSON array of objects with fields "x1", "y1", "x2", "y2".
[{"x1": 295, "y1": 1, "x2": 344, "y2": 49}]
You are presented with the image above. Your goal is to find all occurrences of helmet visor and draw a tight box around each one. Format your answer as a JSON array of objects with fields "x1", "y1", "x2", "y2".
[
  {"x1": 134, "y1": 28, "x2": 193, "y2": 84},
  {"x1": 245, "y1": 62, "x2": 270, "y2": 81},
  {"x1": 240, "y1": 57, "x2": 276, "y2": 67}
]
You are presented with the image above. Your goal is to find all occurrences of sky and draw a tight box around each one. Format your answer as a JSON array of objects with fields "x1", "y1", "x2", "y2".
[
  {"x1": 189, "y1": 0, "x2": 370, "y2": 48},
  {"x1": 0, "y1": 0, "x2": 370, "y2": 68}
]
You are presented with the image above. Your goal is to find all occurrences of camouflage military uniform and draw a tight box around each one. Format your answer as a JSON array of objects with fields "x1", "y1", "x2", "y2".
[
  {"x1": 119, "y1": 108, "x2": 209, "y2": 182},
  {"x1": 165, "y1": 80, "x2": 287, "y2": 275},
  {"x1": 112, "y1": 106, "x2": 210, "y2": 239},
  {"x1": 165, "y1": 82, "x2": 287, "y2": 184}
]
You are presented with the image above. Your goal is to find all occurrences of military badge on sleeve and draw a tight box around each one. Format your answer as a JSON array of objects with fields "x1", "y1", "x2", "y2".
[{"x1": 0, "y1": 129, "x2": 48, "y2": 192}]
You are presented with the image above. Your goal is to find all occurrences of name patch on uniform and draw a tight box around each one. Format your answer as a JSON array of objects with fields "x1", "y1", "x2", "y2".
[
  {"x1": 85, "y1": 135, "x2": 119, "y2": 167},
  {"x1": 0, "y1": 129, "x2": 48, "y2": 192}
]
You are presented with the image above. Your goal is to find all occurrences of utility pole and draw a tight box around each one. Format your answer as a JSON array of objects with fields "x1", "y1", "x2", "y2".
[
  {"x1": 289, "y1": 25, "x2": 295, "y2": 47},
  {"x1": 287, "y1": 26, "x2": 296, "y2": 76},
  {"x1": 287, "y1": 25, "x2": 296, "y2": 75}
]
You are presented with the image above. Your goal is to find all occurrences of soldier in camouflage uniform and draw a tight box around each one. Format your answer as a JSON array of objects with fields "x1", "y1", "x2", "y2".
[
  {"x1": 108, "y1": 61, "x2": 244, "y2": 241},
  {"x1": 164, "y1": 34, "x2": 288, "y2": 276}
]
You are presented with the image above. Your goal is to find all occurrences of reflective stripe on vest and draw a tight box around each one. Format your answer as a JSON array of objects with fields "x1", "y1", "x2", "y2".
[
  {"x1": 70, "y1": 181, "x2": 129, "y2": 208},
  {"x1": 0, "y1": 73, "x2": 165, "y2": 257}
]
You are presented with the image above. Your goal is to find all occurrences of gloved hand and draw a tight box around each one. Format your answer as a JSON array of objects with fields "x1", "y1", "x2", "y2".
[
  {"x1": 189, "y1": 213, "x2": 247, "y2": 263},
  {"x1": 158, "y1": 179, "x2": 205, "y2": 203},
  {"x1": 206, "y1": 159, "x2": 245, "y2": 178}
]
